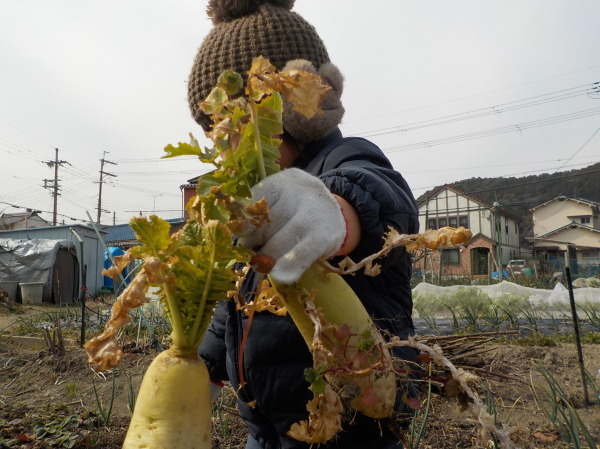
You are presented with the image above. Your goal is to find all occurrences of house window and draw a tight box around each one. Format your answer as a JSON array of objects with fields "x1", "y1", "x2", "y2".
[
  {"x1": 449, "y1": 216, "x2": 458, "y2": 227},
  {"x1": 441, "y1": 248, "x2": 460, "y2": 265},
  {"x1": 581, "y1": 216, "x2": 591, "y2": 224},
  {"x1": 459, "y1": 216, "x2": 469, "y2": 228},
  {"x1": 438, "y1": 217, "x2": 447, "y2": 228},
  {"x1": 428, "y1": 218, "x2": 437, "y2": 230}
]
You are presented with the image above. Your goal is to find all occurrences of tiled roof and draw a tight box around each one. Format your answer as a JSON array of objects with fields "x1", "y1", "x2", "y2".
[
  {"x1": 529, "y1": 195, "x2": 600, "y2": 212},
  {"x1": 103, "y1": 218, "x2": 185, "y2": 244},
  {"x1": 538, "y1": 222, "x2": 600, "y2": 239},
  {"x1": 0, "y1": 211, "x2": 46, "y2": 227},
  {"x1": 417, "y1": 184, "x2": 521, "y2": 221},
  {"x1": 103, "y1": 224, "x2": 135, "y2": 243}
]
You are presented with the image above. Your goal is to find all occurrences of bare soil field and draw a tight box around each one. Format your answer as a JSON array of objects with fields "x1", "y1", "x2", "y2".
[{"x1": 1, "y1": 301, "x2": 599, "y2": 449}]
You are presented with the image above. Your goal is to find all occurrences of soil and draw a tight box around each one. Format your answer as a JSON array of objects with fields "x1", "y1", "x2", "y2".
[{"x1": 0, "y1": 302, "x2": 599, "y2": 449}]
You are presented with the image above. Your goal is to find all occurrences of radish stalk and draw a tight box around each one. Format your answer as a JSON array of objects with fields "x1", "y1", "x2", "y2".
[
  {"x1": 86, "y1": 220, "x2": 252, "y2": 449},
  {"x1": 272, "y1": 264, "x2": 397, "y2": 418}
]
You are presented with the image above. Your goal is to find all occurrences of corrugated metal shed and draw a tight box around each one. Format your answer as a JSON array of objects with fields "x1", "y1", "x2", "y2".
[{"x1": 0, "y1": 224, "x2": 105, "y2": 295}]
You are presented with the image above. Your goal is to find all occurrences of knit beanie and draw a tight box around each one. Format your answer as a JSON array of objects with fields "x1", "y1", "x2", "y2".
[{"x1": 188, "y1": 0, "x2": 345, "y2": 143}]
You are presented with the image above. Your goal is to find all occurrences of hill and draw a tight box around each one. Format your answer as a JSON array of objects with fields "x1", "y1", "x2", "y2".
[{"x1": 418, "y1": 162, "x2": 600, "y2": 248}]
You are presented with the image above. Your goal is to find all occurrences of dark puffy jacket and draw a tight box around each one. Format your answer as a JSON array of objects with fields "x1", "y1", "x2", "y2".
[{"x1": 199, "y1": 129, "x2": 419, "y2": 449}]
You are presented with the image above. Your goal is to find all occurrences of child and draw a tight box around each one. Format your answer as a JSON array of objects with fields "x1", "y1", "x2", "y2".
[{"x1": 188, "y1": 1, "x2": 420, "y2": 448}]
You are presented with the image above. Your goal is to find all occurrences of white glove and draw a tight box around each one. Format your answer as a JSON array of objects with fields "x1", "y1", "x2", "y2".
[{"x1": 239, "y1": 168, "x2": 347, "y2": 284}]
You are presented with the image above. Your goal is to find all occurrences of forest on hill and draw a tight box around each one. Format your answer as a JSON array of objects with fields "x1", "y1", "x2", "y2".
[{"x1": 418, "y1": 162, "x2": 600, "y2": 248}]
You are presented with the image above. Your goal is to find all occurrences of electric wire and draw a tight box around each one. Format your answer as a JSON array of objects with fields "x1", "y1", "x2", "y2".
[
  {"x1": 341, "y1": 65, "x2": 600, "y2": 126},
  {"x1": 402, "y1": 155, "x2": 600, "y2": 175},
  {"x1": 383, "y1": 106, "x2": 600, "y2": 153},
  {"x1": 552, "y1": 125, "x2": 600, "y2": 173},
  {"x1": 414, "y1": 167, "x2": 600, "y2": 201},
  {"x1": 356, "y1": 83, "x2": 596, "y2": 138}
]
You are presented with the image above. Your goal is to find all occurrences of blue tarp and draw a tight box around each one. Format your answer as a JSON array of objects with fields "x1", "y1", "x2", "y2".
[{"x1": 103, "y1": 247, "x2": 126, "y2": 289}]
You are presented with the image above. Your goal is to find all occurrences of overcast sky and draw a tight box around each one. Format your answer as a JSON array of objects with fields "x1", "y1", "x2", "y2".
[{"x1": 1, "y1": 1, "x2": 599, "y2": 227}]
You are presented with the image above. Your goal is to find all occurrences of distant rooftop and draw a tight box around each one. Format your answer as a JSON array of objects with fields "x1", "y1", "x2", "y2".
[
  {"x1": 0, "y1": 210, "x2": 48, "y2": 229},
  {"x1": 529, "y1": 195, "x2": 600, "y2": 212},
  {"x1": 103, "y1": 218, "x2": 184, "y2": 246}
]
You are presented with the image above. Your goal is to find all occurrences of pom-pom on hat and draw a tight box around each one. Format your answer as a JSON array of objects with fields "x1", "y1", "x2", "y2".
[{"x1": 188, "y1": 0, "x2": 345, "y2": 143}]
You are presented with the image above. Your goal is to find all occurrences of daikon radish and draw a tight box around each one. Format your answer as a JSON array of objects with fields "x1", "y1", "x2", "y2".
[
  {"x1": 86, "y1": 219, "x2": 251, "y2": 449},
  {"x1": 273, "y1": 264, "x2": 397, "y2": 419}
]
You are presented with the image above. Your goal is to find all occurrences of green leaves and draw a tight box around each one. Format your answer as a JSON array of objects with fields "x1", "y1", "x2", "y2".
[
  {"x1": 217, "y1": 70, "x2": 243, "y2": 96},
  {"x1": 163, "y1": 140, "x2": 219, "y2": 165},
  {"x1": 162, "y1": 142, "x2": 203, "y2": 158},
  {"x1": 357, "y1": 329, "x2": 375, "y2": 352},
  {"x1": 201, "y1": 87, "x2": 229, "y2": 116},
  {"x1": 126, "y1": 58, "x2": 331, "y2": 350},
  {"x1": 165, "y1": 220, "x2": 251, "y2": 346},
  {"x1": 304, "y1": 364, "x2": 328, "y2": 395},
  {"x1": 32, "y1": 415, "x2": 82, "y2": 449},
  {"x1": 129, "y1": 217, "x2": 252, "y2": 349},
  {"x1": 130, "y1": 215, "x2": 172, "y2": 253}
]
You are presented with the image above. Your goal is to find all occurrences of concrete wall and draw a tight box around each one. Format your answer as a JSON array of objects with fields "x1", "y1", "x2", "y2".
[{"x1": 0, "y1": 225, "x2": 106, "y2": 295}]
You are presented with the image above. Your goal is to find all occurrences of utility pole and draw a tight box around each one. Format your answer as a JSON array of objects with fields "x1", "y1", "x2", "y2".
[
  {"x1": 43, "y1": 148, "x2": 68, "y2": 226},
  {"x1": 96, "y1": 152, "x2": 117, "y2": 224},
  {"x1": 423, "y1": 194, "x2": 429, "y2": 282},
  {"x1": 493, "y1": 192, "x2": 503, "y2": 281}
]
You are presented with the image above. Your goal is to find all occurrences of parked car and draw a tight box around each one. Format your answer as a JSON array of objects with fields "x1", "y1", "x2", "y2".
[{"x1": 508, "y1": 259, "x2": 527, "y2": 275}]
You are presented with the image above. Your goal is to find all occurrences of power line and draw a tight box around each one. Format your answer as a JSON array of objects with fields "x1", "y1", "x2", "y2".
[
  {"x1": 552, "y1": 125, "x2": 600, "y2": 173},
  {"x1": 416, "y1": 167, "x2": 600, "y2": 201},
  {"x1": 402, "y1": 155, "x2": 600, "y2": 175},
  {"x1": 106, "y1": 181, "x2": 181, "y2": 198},
  {"x1": 383, "y1": 106, "x2": 600, "y2": 153},
  {"x1": 0, "y1": 200, "x2": 84, "y2": 223},
  {"x1": 0, "y1": 116, "x2": 55, "y2": 149},
  {"x1": 116, "y1": 156, "x2": 200, "y2": 163},
  {"x1": 357, "y1": 83, "x2": 596, "y2": 138},
  {"x1": 341, "y1": 65, "x2": 600, "y2": 127}
]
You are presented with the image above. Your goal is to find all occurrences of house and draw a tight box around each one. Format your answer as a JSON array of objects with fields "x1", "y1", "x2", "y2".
[
  {"x1": 103, "y1": 223, "x2": 140, "y2": 250},
  {"x1": 415, "y1": 185, "x2": 521, "y2": 279},
  {"x1": 0, "y1": 210, "x2": 49, "y2": 230},
  {"x1": 529, "y1": 196, "x2": 600, "y2": 276},
  {"x1": 181, "y1": 176, "x2": 199, "y2": 220}
]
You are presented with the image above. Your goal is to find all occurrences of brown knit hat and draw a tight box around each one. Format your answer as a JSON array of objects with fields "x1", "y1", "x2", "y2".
[{"x1": 188, "y1": 0, "x2": 345, "y2": 143}]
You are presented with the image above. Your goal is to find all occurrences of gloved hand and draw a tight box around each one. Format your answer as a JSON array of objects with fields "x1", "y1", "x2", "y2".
[{"x1": 239, "y1": 168, "x2": 347, "y2": 284}]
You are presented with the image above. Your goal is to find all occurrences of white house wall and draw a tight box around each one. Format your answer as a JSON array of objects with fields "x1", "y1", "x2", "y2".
[
  {"x1": 419, "y1": 189, "x2": 488, "y2": 235},
  {"x1": 478, "y1": 209, "x2": 493, "y2": 239},
  {"x1": 532, "y1": 200, "x2": 595, "y2": 237},
  {"x1": 419, "y1": 188, "x2": 521, "y2": 265},
  {"x1": 534, "y1": 227, "x2": 600, "y2": 249}
]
